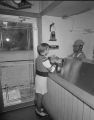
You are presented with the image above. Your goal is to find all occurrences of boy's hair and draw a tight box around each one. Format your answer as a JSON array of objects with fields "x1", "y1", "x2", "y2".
[{"x1": 37, "y1": 43, "x2": 49, "y2": 55}]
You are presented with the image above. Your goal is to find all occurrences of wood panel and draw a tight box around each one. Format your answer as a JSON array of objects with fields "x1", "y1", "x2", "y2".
[
  {"x1": 48, "y1": 79, "x2": 57, "y2": 120},
  {"x1": 83, "y1": 104, "x2": 91, "y2": 120},
  {"x1": 76, "y1": 99, "x2": 83, "y2": 120},
  {"x1": 64, "y1": 90, "x2": 73, "y2": 120},
  {"x1": 72, "y1": 96, "x2": 83, "y2": 120},
  {"x1": 90, "y1": 108, "x2": 94, "y2": 120},
  {"x1": 60, "y1": 84, "x2": 65, "y2": 120},
  {"x1": 57, "y1": 85, "x2": 63, "y2": 120}
]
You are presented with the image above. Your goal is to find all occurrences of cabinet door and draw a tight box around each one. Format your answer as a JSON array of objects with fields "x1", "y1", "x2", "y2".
[
  {"x1": 0, "y1": 71, "x2": 4, "y2": 113},
  {"x1": 0, "y1": 61, "x2": 35, "y2": 111}
]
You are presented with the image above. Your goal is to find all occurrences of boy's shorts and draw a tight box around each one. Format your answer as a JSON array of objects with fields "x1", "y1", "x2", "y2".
[{"x1": 35, "y1": 75, "x2": 47, "y2": 95}]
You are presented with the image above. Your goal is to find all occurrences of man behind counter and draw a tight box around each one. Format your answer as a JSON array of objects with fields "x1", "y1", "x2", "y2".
[
  {"x1": 68, "y1": 39, "x2": 86, "y2": 60},
  {"x1": 49, "y1": 39, "x2": 86, "y2": 73}
]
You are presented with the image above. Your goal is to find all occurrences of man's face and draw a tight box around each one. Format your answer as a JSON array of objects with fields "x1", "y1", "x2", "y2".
[
  {"x1": 73, "y1": 45, "x2": 79, "y2": 53},
  {"x1": 73, "y1": 45, "x2": 83, "y2": 53}
]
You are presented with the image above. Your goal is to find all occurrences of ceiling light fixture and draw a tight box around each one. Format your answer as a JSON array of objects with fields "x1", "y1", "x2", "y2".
[
  {"x1": 13, "y1": 0, "x2": 21, "y2": 4},
  {"x1": 0, "y1": 0, "x2": 32, "y2": 9},
  {"x1": 17, "y1": 0, "x2": 32, "y2": 9}
]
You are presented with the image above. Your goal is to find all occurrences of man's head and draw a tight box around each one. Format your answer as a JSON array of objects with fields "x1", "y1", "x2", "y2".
[{"x1": 73, "y1": 39, "x2": 84, "y2": 53}]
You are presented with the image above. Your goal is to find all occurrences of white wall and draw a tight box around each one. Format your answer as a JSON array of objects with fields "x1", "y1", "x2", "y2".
[{"x1": 42, "y1": 9, "x2": 94, "y2": 60}]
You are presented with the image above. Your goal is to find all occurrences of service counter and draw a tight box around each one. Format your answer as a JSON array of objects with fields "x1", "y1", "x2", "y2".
[
  {"x1": 43, "y1": 58, "x2": 94, "y2": 120},
  {"x1": 59, "y1": 58, "x2": 94, "y2": 95}
]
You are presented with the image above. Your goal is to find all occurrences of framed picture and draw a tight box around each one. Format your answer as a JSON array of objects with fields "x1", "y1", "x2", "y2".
[{"x1": 49, "y1": 22, "x2": 57, "y2": 41}]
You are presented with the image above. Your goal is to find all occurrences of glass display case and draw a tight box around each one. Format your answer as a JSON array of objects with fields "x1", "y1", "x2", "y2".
[
  {"x1": 0, "y1": 21, "x2": 35, "y2": 112},
  {"x1": 0, "y1": 21, "x2": 33, "y2": 51}
]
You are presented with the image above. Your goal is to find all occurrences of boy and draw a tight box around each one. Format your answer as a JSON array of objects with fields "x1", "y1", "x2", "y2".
[{"x1": 35, "y1": 43, "x2": 56, "y2": 116}]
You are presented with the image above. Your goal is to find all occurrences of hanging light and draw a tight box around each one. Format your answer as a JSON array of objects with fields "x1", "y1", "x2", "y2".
[
  {"x1": 13, "y1": 0, "x2": 21, "y2": 4},
  {"x1": 3, "y1": 21, "x2": 8, "y2": 28},
  {"x1": 6, "y1": 38, "x2": 10, "y2": 42},
  {"x1": 0, "y1": 0, "x2": 32, "y2": 9},
  {"x1": 17, "y1": 0, "x2": 32, "y2": 9}
]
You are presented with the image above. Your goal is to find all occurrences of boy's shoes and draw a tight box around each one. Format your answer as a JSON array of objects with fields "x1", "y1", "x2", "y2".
[{"x1": 35, "y1": 108, "x2": 48, "y2": 117}]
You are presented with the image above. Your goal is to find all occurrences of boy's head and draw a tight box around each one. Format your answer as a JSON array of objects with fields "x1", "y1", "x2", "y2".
[{"x1": 37, "y1": 43, "x2": 50, "y2": 56}]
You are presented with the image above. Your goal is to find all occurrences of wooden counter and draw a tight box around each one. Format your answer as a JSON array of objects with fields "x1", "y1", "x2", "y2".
[{"x1": 43, "y1": 73, "x2": 94, "y2": 120}]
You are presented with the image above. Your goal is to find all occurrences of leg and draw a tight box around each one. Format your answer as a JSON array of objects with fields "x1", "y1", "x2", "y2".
[
  {"x1": 41, "y1": 93, "x2": 47, "y2": 109},
  {"x1": 35, "y1": 93, "x2": 44, "y2": 111},
  {"x1": 36, "y1": 93, "x2": 43, "y2": 112},
  {"x1": 35, "y1": 93, "x2": 48, "y2": 116},
  {"x1": 34, "y1": 93, "x2": 37, "y2": 106}
]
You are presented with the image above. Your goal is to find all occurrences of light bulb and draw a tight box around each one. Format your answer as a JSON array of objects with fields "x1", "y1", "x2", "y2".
[
  {"x1": 6, "y1": 38, "x2": 10, "y2": 42},
  {"x1": 13, "y1": 0, "x2": 21, "y2": 4}
]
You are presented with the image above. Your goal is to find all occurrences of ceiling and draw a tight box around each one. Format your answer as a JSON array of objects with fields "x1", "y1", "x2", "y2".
[
  {"x1": 45, "y1": 1, "x2": 94, "y2": 18},
  {"x1": 0, "y1": 1, "x2": 94, "y2": 18}
]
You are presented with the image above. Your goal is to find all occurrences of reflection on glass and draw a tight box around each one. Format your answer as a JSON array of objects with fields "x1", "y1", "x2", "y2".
[
  {"x1": 1, "y1": 63, "x2": 35, "y2": 107},
  {"x1": 0, "y1": 21, "x2": 33, "y2": 51},
  {"x1": 0, "y1": 21, "x2": 35, "y2": 107},
  {"x1": 3, "y1": 84, "x2": 35, "y2": 107}
]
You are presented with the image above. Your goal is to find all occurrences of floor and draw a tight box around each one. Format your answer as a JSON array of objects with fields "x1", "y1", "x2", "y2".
[{"x1": 0, "y1": 105, "x2": 53, "y2": 120}]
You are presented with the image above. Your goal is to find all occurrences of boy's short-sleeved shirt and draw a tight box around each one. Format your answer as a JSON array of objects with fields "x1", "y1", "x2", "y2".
[
  {"x1": 36, "y1": 55, "x2": 50, "y2": 72},
  {"x1": 36, "y1": 55, "x2": 55, "y2": 77}
]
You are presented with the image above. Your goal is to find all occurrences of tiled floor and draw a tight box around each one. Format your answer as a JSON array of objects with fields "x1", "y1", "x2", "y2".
[{"x1": 0, "y1": 105, "x2": 53, "y2": 120}]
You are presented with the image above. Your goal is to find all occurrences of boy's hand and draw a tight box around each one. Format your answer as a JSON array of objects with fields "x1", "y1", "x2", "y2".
[
  {"x1": 55, "y1": 58, "x2": 62, "y2": 64},
  {"x1": 50, "y1": 64, "x2": 56, "y2": 73},
  {"x1": 49, "y1": 55, "x2": 57, "y2": 63}
]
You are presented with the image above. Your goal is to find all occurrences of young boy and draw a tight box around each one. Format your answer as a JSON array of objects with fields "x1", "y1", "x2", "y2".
[{"x1": 35, "y1": 43, "x2": 56, "y2": 116}]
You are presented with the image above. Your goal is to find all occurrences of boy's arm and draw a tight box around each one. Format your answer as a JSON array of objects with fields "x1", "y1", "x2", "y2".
[{"x1": 42, "y1": 59, "x2": 56, "y2": 72}]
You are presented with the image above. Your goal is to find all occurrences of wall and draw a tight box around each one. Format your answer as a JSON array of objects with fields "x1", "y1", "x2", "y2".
[{"x1": 42, "y1": 9, "x2": 94, "y2": 60}]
